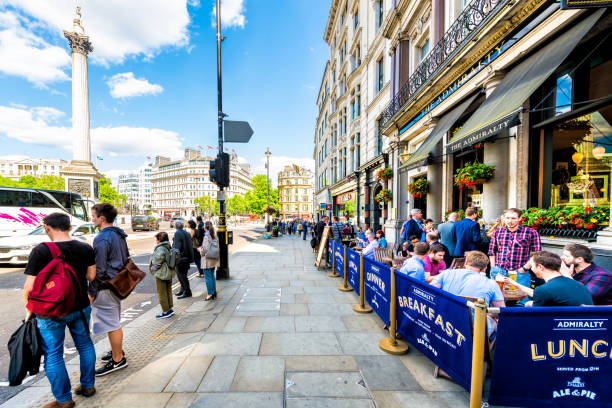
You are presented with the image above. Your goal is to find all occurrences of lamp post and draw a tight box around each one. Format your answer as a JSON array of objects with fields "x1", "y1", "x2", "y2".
[{"x1": 265, "y1": 147, "x2": 271, "y2": 231}]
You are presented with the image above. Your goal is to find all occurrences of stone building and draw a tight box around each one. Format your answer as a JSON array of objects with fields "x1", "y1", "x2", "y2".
[
  {"x1": 278, "y1": 166, "x2": 314, "y2": 220},
  {"x1": 0, "y1": 157, "x2": 68, "y2": 181},
  {"x1": 117, "y1": 165, "x2": 152, "y2": 212},
  {"x1": 314, "y1": 0, "x2": 393, "y2": 231},
  {"x1": 150, "y1": 149, "x2": 253, "y2": 217}
]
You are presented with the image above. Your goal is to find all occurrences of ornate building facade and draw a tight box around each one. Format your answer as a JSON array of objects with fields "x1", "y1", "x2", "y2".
[
  {"x1": 0, "y1": 157, "x2": 68, "y2": 181},
  {"x1": 278, "y1": 166, "x2": 314, "y2": 220}
]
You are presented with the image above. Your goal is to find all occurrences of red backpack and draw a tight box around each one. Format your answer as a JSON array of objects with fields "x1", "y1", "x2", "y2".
[{"x1": 26, "y1": 242, "x2": 83, "y2": 318}]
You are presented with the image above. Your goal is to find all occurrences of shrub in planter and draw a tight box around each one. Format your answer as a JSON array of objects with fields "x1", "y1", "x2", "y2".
[{"x1": 454, "y1": 162, "x2": 495, "y2": 189}]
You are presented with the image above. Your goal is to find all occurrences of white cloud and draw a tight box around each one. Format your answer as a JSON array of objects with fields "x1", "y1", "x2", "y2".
[
  {"x1": 0, "y1": 10, "x2": 70, "y2": 86},
  {"x1": 107, "y1": 72, "x2": 163, "y2": 99},
  {"x1": 212, "y1": 0, "x2": 247, "y2": 28},
  {"x1": 2, "y1": 1, "x2": 192, "y2": 66},
  {"x1": 0, "y1": 104, "x2": 185, "y2": 159},
  {"x1": 254, "y1": 156, "x2": 315, "y2": 188}
]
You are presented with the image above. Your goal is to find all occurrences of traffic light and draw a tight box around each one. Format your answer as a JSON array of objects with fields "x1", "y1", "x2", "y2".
[{"x1": 209, "y1": 152, "x2": 230, "y2": 188}]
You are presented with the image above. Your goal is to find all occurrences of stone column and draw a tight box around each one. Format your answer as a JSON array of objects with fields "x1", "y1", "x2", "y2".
[
  {"x1": 482, "y1": 137, "x2": 509, "y2": 222},
  {"x1": 424, "y1": 117, "x2": 442, "y2": 223},
  {"x1": 63, "y1": 7, "x2": 93, "y2": 164}
]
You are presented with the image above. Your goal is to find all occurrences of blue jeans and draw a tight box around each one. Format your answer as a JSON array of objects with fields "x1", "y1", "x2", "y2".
[
  {"x1": 303, "y1": 230, "x2": 307, "y2": 240},
  {"x1": 204, "y1": 267, "x2": 216, "y2": 295},
  {"x1": 37, "y1": 306, "x2": 96, "y2": 403}
]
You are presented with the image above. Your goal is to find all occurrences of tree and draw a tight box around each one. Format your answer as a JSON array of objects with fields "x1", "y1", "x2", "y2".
[
  {"x1": 0, "y1": 175, "x2": 65, "y2": 190},
  {"x1": 226, "y1": 194, "x2": 247, "y2": 215},
  {"x1": 98, "y1": 176, "x2": 126, "y2": 207},
  {"x1": 0, "y1": 175, "x2": 21, "y2": 187},
  {"x1": 244, "y1": 174, "x2": 279, "y2": 215},
  {"x1": 195, "y1": 195, "x2": 219, "y2": 215}
]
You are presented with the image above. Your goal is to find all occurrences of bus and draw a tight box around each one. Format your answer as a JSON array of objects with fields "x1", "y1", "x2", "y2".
[{"x1": 0, "y1": 187, "x2": 89, "y2": 237}]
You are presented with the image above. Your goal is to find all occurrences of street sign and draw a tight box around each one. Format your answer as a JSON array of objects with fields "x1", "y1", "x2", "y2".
[{"x1": 224, "y1": 120, "x2": 253, "y2": 143}]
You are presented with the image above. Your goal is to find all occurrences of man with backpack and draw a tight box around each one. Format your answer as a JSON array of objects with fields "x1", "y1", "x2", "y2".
[
  {"x1": 90, "y1": 203, "x2": 129, "y2": 377},
  {"x1": 173, "y1": 220, "x2": 194, "y2": 299},
  {"x1": 23, "y1": 212, "x2": 97, "y2": 408}
]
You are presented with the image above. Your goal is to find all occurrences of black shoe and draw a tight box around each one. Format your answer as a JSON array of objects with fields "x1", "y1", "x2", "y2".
[
  {"x1": 175, "y1": 291, "x2": 184, "y2": 297},
  {"x1": 100, "y1": 350, "x2": 125, "y2": 362},
  {"x1": 177, "y1": 292, "x2": 192, "y2": 299},
  {"x1": 95, "y1": 357, "x2": 127, "y2": 377}
]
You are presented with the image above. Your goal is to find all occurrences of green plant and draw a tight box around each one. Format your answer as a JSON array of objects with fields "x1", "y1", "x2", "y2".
[
  {"x1": 454, "y1": 162, "x2": 495, "y2": 188},
  {"x1": 521, "y1": 206, "x2": 609, "y2": 230},
  {"x1": 376, "y1": 168, "x2": 393, "y2": 180},
  {"x1": 375, "y1": 189, "x2": 392, "y2": 204},
  {"x1": 407, "y1": 178, "x2": 429, "y2": 198}
]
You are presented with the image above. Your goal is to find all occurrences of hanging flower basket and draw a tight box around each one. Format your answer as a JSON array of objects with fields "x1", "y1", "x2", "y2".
[
  {"x1": 375, "y1": 189, "x2": 392, "y2": 204},
  {"x1": 264, "y1": 206, "x2": 277, "y2": 215},
  {"x1": 407, "y1": 178, "x2": 429, "y2": 198},
  {"x1": 454, "y1": 162, "x2": 495, "y2": 189},
  {"x1": 376, "y1": 168, "x2": 393, "y2": 181}
]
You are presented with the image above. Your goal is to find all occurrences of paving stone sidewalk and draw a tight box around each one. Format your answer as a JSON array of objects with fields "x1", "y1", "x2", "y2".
[{"x1": 14, "y1": 234, "x2": 470, "y2": 408}]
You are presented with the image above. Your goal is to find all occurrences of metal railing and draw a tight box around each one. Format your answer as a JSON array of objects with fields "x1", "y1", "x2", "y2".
[{"x1": 381, "y1": 0, "x2": 510, "y2": 126}]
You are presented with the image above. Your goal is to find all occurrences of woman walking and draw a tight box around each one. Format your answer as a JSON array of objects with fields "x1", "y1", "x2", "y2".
[
  {"x1": 149, "y1": 232, "x2": 176, "y2": 318},
  {"x1": 188, "y1": 220, "x2": 204, "y2": 278},
  {"x1": 200, "y1": 221, "x2": 220, "y2": 301}
]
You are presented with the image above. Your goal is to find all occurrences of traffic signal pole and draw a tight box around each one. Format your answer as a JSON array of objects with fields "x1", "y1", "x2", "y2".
[{"x1": 215, "y1": 0, "x2": 229, "y2": 279}]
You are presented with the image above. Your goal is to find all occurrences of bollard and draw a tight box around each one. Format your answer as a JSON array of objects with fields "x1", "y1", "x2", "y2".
[
  {"x1": 469, "y1": 298, "x2": 487, "y2": 408},
  {"x1": 338, "y1": 245, "x2": 353, "y2": 292},
  {"x1": 379, "y1": 267, "x2": 409, "y2": 355},
  {"x1": 328, "y1": 241, "x2": 340, "y2": 278},
  {"x1": 352, "y1": 253, "x2": 372, "y2": 313}
]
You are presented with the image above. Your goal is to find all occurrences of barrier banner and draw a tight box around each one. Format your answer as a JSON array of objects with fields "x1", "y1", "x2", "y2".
[
  {"x1": 335, "y1": 244, "x2": 344, "y2": 277},
  {"x1": 363, "y1": 256, "x2": 390, "y2": 325},
  {"x1": 346, "y1": 248, "x2": 360, "y2": 295},
  {"x1": 489, "y1": 307, "x2": 612, "y2": 408},
  {"x1": 328, "y1": 240, "x2": 333, "y2": 267},
  {"x1": 394, "y1": 272, "x2": 473, "y2": 390}
]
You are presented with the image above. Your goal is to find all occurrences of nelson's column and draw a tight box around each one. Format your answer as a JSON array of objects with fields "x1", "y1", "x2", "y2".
[{"x1": 60, "y1": 7, "x2": 101, "y2": 202}]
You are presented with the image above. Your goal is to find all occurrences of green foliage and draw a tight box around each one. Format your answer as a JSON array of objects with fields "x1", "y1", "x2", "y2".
[
  {"x1": 0, "y1": 175, "x2": 65, "y2": 190},
  {"x1": 195, "y1": 195, "x2": 220, "y2": 215},
  {"x1": 226, "y1": 194, "x2": 248, "y2": 215},
  {"x1": 243, "y1": 174, "x2": 278, "y2": 215},
  {"x1": 454, "y1": 162, "x2": 495, "y2": 188},
  {"x1": 98, "y1": 176, "x2": 127, "y2": 206}
]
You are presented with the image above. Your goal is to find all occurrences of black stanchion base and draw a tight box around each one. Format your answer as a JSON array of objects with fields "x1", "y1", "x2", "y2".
[{"x1": 216, "y1": 266, "x2": 229, "y2": 280}]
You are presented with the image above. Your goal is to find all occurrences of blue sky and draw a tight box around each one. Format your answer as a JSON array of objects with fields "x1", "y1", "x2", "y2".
[{"x1": 0, "y1": 0, "x2": 327, "y2": 181}]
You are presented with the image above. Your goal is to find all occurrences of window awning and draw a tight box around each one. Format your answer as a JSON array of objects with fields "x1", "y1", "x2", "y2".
[
  {"x1": 446, "y1": 9, "x2": 604, "y2": 153},
  {"x1": 404, "y1": 94, "x2": 479, "y2": 170}
]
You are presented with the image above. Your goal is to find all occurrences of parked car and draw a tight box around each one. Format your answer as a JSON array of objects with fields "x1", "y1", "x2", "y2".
[
  {"x1": 170, "y1": 217, "x2": 184, "y2": 228},
  {"x1": 0, "y1": 222, "x2": 97, "y2": 265},
  {"x1": 132, "y1": 215, "x2": 159, "y2": 232}
]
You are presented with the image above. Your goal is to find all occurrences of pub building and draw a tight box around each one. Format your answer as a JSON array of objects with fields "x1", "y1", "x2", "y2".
[{"x1": 380, "y1": 2, "x2": 612, "y2": 263}]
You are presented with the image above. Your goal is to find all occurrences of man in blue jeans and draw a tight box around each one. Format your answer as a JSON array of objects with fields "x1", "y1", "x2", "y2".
[{"x1": 23, "y1": 213, "x2": 97, "y2": 408}]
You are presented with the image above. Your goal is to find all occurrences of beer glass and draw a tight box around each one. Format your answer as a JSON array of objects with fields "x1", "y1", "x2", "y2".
[
  {"x1": 495, "y1": 273, "x2": 505, "y2": 291},
  {"x1": 508, "y1": 270, "x2": 517, "y2": 290}
]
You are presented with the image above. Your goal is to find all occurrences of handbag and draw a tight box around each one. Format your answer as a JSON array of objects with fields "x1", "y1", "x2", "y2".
[{"x1": 98, "y1": 247, "x2": 146, "y2": 300}]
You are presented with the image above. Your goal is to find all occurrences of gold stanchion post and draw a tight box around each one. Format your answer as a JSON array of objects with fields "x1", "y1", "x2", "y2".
[
  {"x1": 338, "y1": 245, "x2": 353, "y2": 292},
  {"x1": 328, "y1": 241, "x2": 340, "y2": 277},
  {"x1": 352, "y1": 253, "x2": 372, "y2": 314},
  {"x1": 379, "y1": 267, "x2": 409, "y2": 355},
  {"x1": 469, "y1": 298, "x2": 487, "y2": 408}
]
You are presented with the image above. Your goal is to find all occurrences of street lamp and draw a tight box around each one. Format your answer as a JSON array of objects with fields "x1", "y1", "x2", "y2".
[{"x1": 265, "y1": 147, "x2": 271, "y2": 231}]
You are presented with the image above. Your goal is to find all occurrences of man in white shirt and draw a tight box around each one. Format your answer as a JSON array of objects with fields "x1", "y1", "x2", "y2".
[{"x1": 362, "y1": 232, "x2": 379, "y2": 259}]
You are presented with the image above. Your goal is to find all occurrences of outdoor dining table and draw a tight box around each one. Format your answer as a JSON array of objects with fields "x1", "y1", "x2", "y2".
[{"x1": 502, "y1": 285, "x2": 528, "y2": 305}]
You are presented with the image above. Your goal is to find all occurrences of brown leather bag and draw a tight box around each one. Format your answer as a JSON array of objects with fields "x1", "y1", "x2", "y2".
[{"x1": 105, "y1": 257, "x2": 146, "y2": 300}]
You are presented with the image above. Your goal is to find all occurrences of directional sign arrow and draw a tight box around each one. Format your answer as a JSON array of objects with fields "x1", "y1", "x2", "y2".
[{"x1": 224, "y1": 120, "x2": 253, "y2": 143}]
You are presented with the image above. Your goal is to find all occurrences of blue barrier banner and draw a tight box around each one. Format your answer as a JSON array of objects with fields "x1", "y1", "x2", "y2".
[
  {"x1": 363, "y1": 256, "x2": 390, "y2": 325},
  {"x1": 328, "y1": 240, "x2": 333, "y2": 267},
  {"x1": 335, "y1": 244, "x2": 344, "y2": 277},
  {"x1": 395, "y1": 272, "x2": 473, "y2": 390},
  {"x1": 346, "y1": 248, "x2": 360, "y2": 295},
  {"x1": 489, "y1": 307, "x2": 612, "y2": 408}
]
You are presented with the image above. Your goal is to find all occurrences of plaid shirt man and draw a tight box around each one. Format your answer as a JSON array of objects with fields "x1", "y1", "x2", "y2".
[
  {"x1": 574, "y1": 263, "x2": 612, "y2": 305},
  {"x1": 489, "y1": 225, "x2": 542, "y2": 271}
]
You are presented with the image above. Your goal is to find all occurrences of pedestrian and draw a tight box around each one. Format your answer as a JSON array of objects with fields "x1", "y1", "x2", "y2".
[
  {"x1": 149, "y1": 232, "x2": 175, "y2": 319},
  {"x1": 301, "y1": 219, "x2": 308, "y2": 240},
  {"x1": 23, "y1": 213, "x2": 96, "y2": 407},
  {"x1": 400, "y1": 209, "x2": 424, "y2": 243},
  {"x1": 438, "y1": 212, "x2": 457, "y2": 260},
  {"x1": 451, "y1": 207, "x2": 482, "y2": 257},
  {"x1": 200, "y1": 221, "x2": 219, "y2": 301},
  {"x1": 187, "y1": 220, "x2": 203, "y2": 278},
  {"x1": 331, "y1": 216, "x2": 343, "y2": 243},
  {"x1": 488, "y1": 208, "x2": 541, "y2": 288},
  {"x1": 296, "y1": 220, "x2": 302, "y2": 237},
  {"x1": 90, "y1": 203, "x2": 128, "y2": 377},
  {"x1": 314, "y1": 216, "x2": 328, "y2": 243},
  {"x1": 172, "y1": 220, "x2": 194, "y2": 299}
]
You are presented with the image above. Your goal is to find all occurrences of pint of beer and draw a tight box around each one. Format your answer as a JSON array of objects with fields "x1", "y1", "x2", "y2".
[
  {"x1": 508, "y1": 270, "x2": 517, "y2": 290},
  {"x1": 495, "y1": 274, "x2": 505, "y2": 291}
]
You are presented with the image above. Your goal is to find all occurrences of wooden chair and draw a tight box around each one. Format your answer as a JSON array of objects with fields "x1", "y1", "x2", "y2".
[
  {"x1": 449, "y1": 257, "x2": 465, "y2": 269},
  {"x1": 392, "y1": 256, "x2": 408, "y2": 270},
  {"x1": 373, "y1": 248, "x2": 389, "y2": 265}
]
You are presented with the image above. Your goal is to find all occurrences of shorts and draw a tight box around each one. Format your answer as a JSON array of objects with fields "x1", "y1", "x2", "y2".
[{"x1": 92, "y1": 289, "x2": 121, "y2": 336}]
